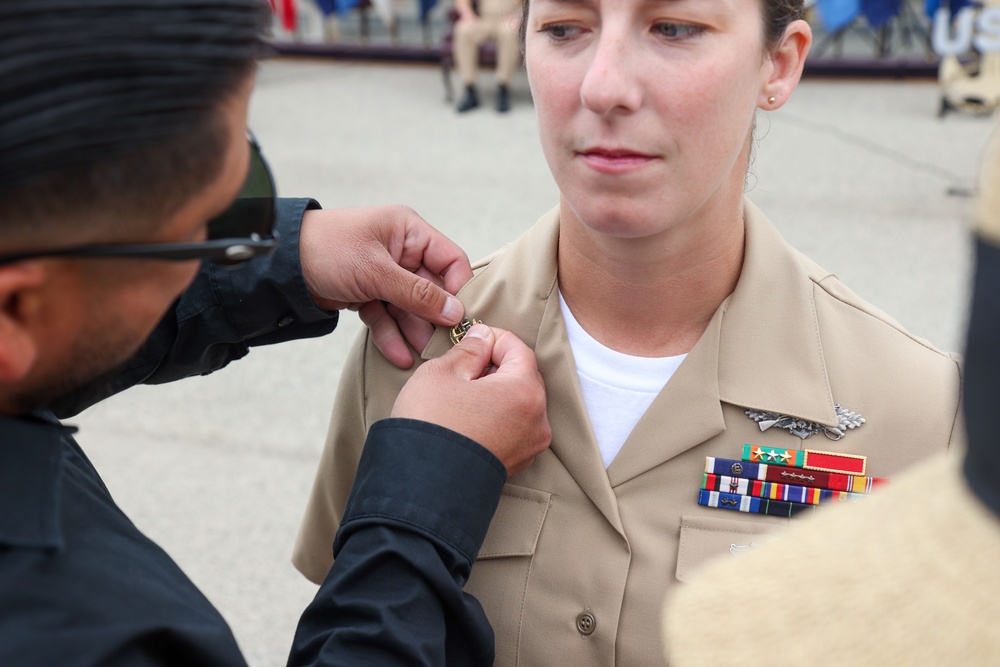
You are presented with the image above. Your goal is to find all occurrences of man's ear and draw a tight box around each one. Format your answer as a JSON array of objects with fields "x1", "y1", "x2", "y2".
[
  {"x1": 760, "y1": 19, "x2": 813, "y2": 110},
  {"x1": 0, "y1": 262, "x2": 47, "y2": 383}
]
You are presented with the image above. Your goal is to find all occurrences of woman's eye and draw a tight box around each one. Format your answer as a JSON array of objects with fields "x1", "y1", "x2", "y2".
[
  {"x1": 653, "y1": 22, "x2": 703, "y2": 39},
  {"x1": 540, "y1": 24, "x2": 581, "y2": 41}
]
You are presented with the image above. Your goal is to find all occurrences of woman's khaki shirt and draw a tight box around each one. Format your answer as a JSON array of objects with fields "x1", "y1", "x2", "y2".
[{"x1": 294, "y1": 201, "x2": 962, "y2": 666}]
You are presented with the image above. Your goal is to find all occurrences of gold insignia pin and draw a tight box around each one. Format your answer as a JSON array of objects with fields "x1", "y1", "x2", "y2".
[{"x1": 449, "y1": 317, "x2": 483, "y2": 345}]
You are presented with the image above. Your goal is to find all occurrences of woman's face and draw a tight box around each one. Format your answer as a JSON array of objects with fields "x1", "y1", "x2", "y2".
[{"x1": 526, "y1": 0, "x2": 780, "y2": 241}]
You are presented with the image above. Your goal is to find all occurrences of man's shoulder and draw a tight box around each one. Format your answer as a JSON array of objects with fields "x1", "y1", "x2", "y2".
[{"x1": 0, "y1": 533, "x2": 243, "y2": 665}]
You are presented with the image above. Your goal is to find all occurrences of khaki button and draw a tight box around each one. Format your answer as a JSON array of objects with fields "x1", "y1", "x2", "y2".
[{"x1": 576, "y1": 611, "x2": 596, "y2": 636}]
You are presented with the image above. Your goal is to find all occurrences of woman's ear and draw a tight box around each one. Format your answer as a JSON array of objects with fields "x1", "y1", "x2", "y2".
[
  {"x1": 0, "y1": 263, "x2": 46, "y2": 383},
  {"x1": 760, "y1": 19, "x2": 813, "y2": 110}
]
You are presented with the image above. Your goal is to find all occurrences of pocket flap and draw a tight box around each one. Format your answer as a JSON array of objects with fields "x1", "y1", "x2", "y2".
[
  {"x1": 478, "y1": 485, "x2": 551, "y2": 559},
  {"x1": 676, "y1": 514, "x2": 781, "y2": 582}
]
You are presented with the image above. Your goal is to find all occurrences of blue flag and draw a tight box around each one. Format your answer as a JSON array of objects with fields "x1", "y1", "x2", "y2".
[
  {"x1": 314, "y1": 0, "x2": 337, "y2": 15},
  {"x1": 419, "y1": 0, "x2": 437, "y2": 21},
  {"x1": 336, "y1": 0, "x2": 361, "y2": 15},
  {"x1": 862, "y1": 0, "x2": 901, "y2": 27},
  {"x1": 314, "y1": 0, "x2": 360, "y2": 16},
  {"x1": 817, "y1": 0, "x2": 861, "y2": 32},
  {"x1": 925, "y1": 0, "x2": 974, "y2": 17}
]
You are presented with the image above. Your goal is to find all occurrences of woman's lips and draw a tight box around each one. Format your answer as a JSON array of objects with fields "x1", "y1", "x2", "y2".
[{"x1": 578, "y1": 148, "x2": 657, "y2": 174}]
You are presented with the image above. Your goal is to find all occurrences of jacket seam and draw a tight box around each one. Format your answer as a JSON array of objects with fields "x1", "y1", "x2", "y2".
[
  {"x1": 946, "y1": 353, "x2": 964, "y2": 452},
  {"x1": 810, "y1": 275, "x2": 954, "y2": 358},
  {"x1": 808, "y1": 282, "x2": 836, "y2": 410}
]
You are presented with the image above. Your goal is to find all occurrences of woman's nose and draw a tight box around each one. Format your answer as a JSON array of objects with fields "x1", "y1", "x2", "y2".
[{"x1": 579, "y1": 29, "x2": 643, "y2": 115}]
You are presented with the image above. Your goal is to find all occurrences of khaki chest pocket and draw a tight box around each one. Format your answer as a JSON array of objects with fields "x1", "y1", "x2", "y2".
[
  {"x1": 466, "y1": 485, "x2": 551, "y2": 667},
  {"x1": 676, "y1": 514, "x2": 782, "y2": 583}
]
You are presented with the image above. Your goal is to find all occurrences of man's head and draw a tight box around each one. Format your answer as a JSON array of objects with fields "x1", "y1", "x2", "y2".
[{"x1": 0, "y1": 0, "x2": 271, "y2": 414}]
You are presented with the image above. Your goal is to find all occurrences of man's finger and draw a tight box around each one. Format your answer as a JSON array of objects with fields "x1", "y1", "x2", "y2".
[
  {"x1": 386, "y1": 304, "x2": 436, "y2": 357},
  {"x1": 394, "y1": 222, "x2": 473, "y2": 299},
  {"x1": 378, "y1": 263, "x2": 465, "y2": 327},
  {"x1": 418, "y1": 240, "x2": 474, "y2": 297},
  {"x1": 489, "y1": 328, "x2": 541, "y2": 377},
  {"x1": 358, "y1": 301, "x2": 414, "y2": 369}
]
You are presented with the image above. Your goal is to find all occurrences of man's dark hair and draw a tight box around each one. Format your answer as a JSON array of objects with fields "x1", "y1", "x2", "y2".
[{"x1": 0, "y1": 0, "x2": 271, "y2": 244}]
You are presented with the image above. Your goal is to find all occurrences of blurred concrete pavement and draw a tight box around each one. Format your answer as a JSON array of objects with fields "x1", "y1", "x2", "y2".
[{"x1": 74, "y1": 58, "x2": 992, "y2": 665}]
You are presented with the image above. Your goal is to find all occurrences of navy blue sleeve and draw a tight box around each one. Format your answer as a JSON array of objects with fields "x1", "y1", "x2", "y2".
[
  {"x1": 51, "y1": 198, "x2": 339, "y2": 418},
  {"x1": 288, "y1": 418, "x2": 506, "y2": 667},
  {"x1": 963, "y1": 238, "x2": 1000, "y2": 515}
]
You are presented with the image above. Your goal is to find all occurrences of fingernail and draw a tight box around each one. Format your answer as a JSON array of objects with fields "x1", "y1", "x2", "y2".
[
  {"x1": 464, "y1": 323, "x2": 489, "y2": 340},
  {"x1": 442, "y1": 296, "x2": 464, "y2": 323}
]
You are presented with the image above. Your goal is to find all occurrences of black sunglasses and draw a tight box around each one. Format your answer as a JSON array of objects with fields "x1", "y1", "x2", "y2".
[{"x1": 0, "y1": 134, "x2": 278, "y2": 268}]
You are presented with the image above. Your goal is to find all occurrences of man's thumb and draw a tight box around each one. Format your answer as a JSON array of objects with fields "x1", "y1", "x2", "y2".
[{"x1": 438, "y1": 324, "x2": 495, "y2": 380}]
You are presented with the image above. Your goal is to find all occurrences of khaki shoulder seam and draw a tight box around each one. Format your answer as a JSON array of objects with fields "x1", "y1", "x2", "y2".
[
  {"x1": 810, "y1": 273, "x2": 955, "y2": 359},
  {"x1": 470, "y1": 242, "x2": 513, "y2": 272}
]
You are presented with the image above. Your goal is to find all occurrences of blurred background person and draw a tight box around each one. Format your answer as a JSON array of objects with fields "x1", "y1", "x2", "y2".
[{"x1": 453, "y1": 0, "x2": 522, "y2": 113}]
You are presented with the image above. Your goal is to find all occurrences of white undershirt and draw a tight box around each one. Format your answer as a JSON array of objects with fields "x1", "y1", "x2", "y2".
[{"x1": 559, "y1": 293, "x2": 686, "y2": 468}]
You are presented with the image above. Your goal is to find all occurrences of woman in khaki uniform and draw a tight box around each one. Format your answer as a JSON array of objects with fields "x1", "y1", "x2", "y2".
[{"x1": 294, "y1": 1, "x2": 963, "y2": 665}]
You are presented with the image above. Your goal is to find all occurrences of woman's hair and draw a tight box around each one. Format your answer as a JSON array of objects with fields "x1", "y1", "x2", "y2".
[
  {"x1": 0, "y1": 0, "x2": 272, "y2": 241},
  {"x1": 762, "y1": 0, "x2": 806, "y2": 50},
  {"x1": 518, "y1": 0, "x2": 806, "y2": 53}
]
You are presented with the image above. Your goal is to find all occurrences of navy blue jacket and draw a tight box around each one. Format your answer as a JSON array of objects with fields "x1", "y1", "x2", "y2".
[{"x1": 0, "y1": 200, "x2": 501, "y2": 666}]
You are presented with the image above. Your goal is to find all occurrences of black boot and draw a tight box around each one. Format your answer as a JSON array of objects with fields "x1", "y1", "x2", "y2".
[
  {"x1": 456, "y1": 85, "x2": 479, "y2": 113},
  {"x1": 496, "y1": 84, "x2": 510, "y2": 113}
]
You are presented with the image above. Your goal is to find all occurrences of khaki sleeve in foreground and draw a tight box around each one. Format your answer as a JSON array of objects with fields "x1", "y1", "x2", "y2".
[{"x1": 663, "y1": 453, "x2": 1000, "y2": 666}]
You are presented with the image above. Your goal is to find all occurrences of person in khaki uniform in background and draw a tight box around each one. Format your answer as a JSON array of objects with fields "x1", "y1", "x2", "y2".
[
  {"x1": 453, "y1": 0, "x2": 522, "y2": 113},
  {"x1": 295, "y1": 0, "x2": 963, "y2": 664},
  {"x1": 663, "y1": 124, "x2": 1000, "y2": 667}
]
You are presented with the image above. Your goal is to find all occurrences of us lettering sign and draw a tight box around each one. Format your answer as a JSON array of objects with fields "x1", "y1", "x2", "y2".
[{"x1": 933, "y1": 7, "x2": 1000, "y2": 56}]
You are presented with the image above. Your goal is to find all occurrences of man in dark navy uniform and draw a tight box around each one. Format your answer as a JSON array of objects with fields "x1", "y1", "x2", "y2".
[{"x1": 0, "y1": 1, "x2": 550, "y2": 665}]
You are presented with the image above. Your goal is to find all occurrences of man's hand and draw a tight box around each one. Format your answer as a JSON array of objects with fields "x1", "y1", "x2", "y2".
[
  {"x1": 299, "y1": 206, "x2": 473, "y2": 369},
  {"x1": 391, "y1": 325, "x2": 551, "y2": 476}
]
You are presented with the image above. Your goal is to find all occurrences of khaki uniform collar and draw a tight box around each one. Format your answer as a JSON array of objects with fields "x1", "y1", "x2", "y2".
[
  {"x1": 422, "y1": 200, "x2": 840, "y2": 428},
  {"x1": 718, "y1": 200, "x2": 839, "y2": 427},
  {"x1": 421, "y1": 205, "x2": 562, "y2": 359},
  {"x1": 421, "y1": 201, "x2": 840, "y2": 524}
]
